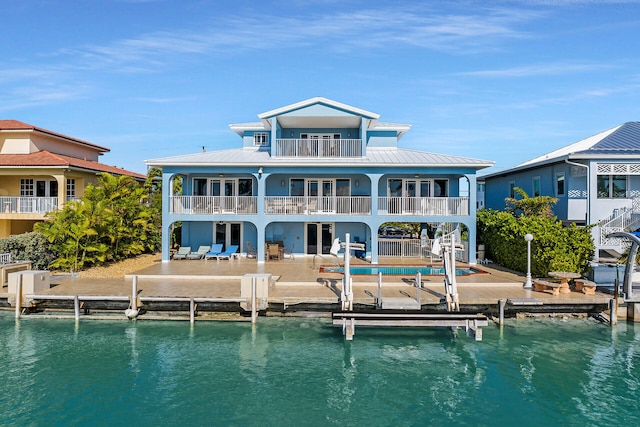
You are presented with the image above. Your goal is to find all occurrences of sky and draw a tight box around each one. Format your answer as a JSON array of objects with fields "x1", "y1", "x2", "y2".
[{"x1": 2, "y1": 0, "x2": 640, "y2": 175}]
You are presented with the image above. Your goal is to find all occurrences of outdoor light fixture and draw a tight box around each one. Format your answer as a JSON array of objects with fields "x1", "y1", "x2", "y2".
[
  {"x1": 524, "y1": 233, "x2": 534, "y2": 289},
  {"x1": 354, "y1": 180, "x2": 359, "y2": 187},
  {"x1": 281, "y1": 180, "x2": 286, "y2": 187},
  {"x1": 258, "y1": 167, "x2": 263, "y2": 178}
]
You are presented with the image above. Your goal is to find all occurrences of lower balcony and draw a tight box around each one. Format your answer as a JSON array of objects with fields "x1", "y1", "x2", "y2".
[
  {"x1": 170, "y1": 196, "x2": 257, "y2": 215},
  {"x1": 0, "y1": 197, "x2": 58, "y2": 215}
]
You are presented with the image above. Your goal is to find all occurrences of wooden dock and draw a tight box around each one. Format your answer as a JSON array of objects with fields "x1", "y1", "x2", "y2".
[{"x1": 333, "y1": 311, "x2": 489, "y2": 341}]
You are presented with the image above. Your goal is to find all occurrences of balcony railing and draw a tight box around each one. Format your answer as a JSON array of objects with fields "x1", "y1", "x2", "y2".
[
  {"x1": 170, "y1": 196, "x2": 469, "y2": 216},
  {"x1": 274, "y1": 138, "x2": 362, "y2": 158},
  {"x1": 170, "y1": 196, "x2": 257, "y2": 214},
  {"x1": 264, "y1": 196, "x2": 371, "y2": 215},
  {"x1": 0, "y1": 197, "x2": 58, "y2": 214},
  {"x1": 378, "y1": 197, "x2": 469, "y2": 216}
]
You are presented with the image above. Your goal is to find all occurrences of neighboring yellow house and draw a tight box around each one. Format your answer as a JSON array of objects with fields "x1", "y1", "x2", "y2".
[{"x1": 0, "y1": 120, "x2": 146, "y2": 238}]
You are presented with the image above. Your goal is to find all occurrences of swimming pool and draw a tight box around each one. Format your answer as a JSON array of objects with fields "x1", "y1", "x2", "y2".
[{"x1": 320, "y1": 265, "x2": 485, "y2": 276}]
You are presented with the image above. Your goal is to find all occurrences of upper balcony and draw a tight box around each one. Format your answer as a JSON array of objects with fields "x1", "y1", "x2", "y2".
[
  {"x1": 168, "y1": 196, "x2": 469, "y2": 217},
  {"x1": 274, "y1": 138, "x2": 362, "y2": 158}
]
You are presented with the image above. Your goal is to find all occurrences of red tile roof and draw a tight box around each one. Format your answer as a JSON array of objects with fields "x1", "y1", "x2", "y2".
[
  {"x1": 0, "y1": 120, "x2": 110, "y2": 153},
  {"x1": 0, "y1": 151, "x2": 146, "y2": 180}
]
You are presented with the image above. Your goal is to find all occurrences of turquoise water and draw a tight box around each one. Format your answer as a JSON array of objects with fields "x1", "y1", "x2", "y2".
[
  {"x1": 2, "y1": 314, "x2": 640, "y2": 426},
  {"x1": 322, "y1": 265, "x2": 481, "y2": 276}
]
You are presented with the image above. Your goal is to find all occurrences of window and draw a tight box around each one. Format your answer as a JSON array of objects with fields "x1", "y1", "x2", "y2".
[
  {"x1": 66, "y1": 179, "x2": 76, "y2": 199},
  {"x1": 253, "y1": 132, "x2": 269, "y2": 146},
  {"x1": 555, "y1": 173, "x2": 565, "y2": 196},
  {"x1": 532, "y1": 177, "x2": 541, "y2": 197},
  {"x1": 597, "y1": 175, "x2": 627, "y2": 199},
  {"x1": 193, "y1": 178, "x2": 207, "y2": 196},
  {"x1": 20, "y1": 179, "x2": 34, "y2": 196},
  {"x1": 509, "y1": 181, "x2": 515, "y2": 199},
  {"x1": 290, "y1": 179, "x2": 304, "y2": 196},
  {"x1": 434, "y1": 179, "x2": 448, "y2": 197}
]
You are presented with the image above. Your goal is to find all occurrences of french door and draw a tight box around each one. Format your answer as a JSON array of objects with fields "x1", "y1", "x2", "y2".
[
  {"x1": 214, "y1": 222, "x2": 241, "y2": 251},
  {"x1": 306, "y1": 223, "x2": 334, "y2": 255}
]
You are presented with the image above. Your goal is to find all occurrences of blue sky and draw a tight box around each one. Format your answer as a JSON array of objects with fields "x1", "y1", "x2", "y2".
[{"x1": 3, "y1": 0, "x2": 640, "y2": 175}]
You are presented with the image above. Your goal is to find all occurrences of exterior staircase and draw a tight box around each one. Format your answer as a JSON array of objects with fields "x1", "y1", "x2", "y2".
[{"x1": 596, "y1": 197, "x2": 640, "y2": 260}]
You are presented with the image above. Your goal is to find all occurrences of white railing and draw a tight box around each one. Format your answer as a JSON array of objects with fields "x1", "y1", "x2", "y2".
[
  {"x1": 265, "y1": 196, "x2": 371, "y2": 215},
  {"x1": 170, "y1": 196, "x2": 257, "y2": 215},
  {"x1": 274, "y1": 138, "x2": 362, "y2": 158},
  {"x1": 0, "y1": 197, "x2": 58, "y2": 214},
  {"x1": 378, "y1": 238, "x2": 433, "y2": 258},
  {"x1": 378, "y1": 197, "x2": 469, "y2": 216},
  {"x1": 598, "y1": 196, "x2": 640, "y2": 249}
]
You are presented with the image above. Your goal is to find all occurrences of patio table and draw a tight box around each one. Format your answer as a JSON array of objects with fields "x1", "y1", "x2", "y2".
[{"x1": 548, "y1": 271, "x2": 581, "y2": 294}]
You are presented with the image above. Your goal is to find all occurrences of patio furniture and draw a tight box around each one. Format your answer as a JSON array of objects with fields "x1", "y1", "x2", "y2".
[
  {"x1": 172, "y1": 246, "x2": 191, "y2": 260},
  {"x1": 246, "y1": 241, "x2": 257, "y2": 259},
  {"x1": 204, "y1": 244, "x2": 224, "y2": 260},
  {"x1": 574, "y1": 278, "x2": 597, "y2": 295},
  {"x1": 283, "y1": 243, "x2": 295, "y2": 260},
  {"x1": 186, "y1": 245, "x2": 211, "y2": 260},
  {"x1": 548, "y1": 271, "x2": 581, "y2": 294},
  {"x1": 533, "y1": 279, "x2": 562, "y2": 296},
  {"x1": 268, "y1": 244, "x2": 282, "y2": 261},
  {"x1": 214, "y1": 245, "x2": 240, "y2": 260}
]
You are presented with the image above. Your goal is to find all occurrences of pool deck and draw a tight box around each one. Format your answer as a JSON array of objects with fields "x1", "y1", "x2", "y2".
[{"x1": 0, "y1": 255, "x2": 615, "y2": 319}]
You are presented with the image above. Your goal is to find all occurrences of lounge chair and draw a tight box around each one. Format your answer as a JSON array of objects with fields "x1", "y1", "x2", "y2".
[
  {"x1": 246, "y1": 241, "x2": 257, "y2": 259},
  {"x1": 172, "y1": 246, "x2": 191, "y2": 260},
  {"x1": 215, "y1": 244, "x2": 239, "y2": 260},
  {"x1": 186, "y1": 245, "x2": 211, "y2": 260},
  {"x1": 204, "y1": 244, "x2": 224, "y2": 260}
]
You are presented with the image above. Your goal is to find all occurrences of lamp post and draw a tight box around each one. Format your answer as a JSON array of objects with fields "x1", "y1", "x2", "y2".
[{"x1": 524, "y1": 234, "x2": 533, "y2": 289}]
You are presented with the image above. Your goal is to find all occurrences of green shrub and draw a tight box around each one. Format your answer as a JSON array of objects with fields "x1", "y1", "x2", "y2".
[
  {"x1": 0, "y1": 231, "x2": 57, "y2": 270},
  {"x1": 477, "y1": 209, "x2": 594, "y2": 277}
]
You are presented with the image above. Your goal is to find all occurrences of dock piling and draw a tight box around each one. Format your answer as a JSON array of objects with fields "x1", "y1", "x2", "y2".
[
  {"x1": 14, "y1": 274, "x2": 22, "y2": 320},
  {"x1": 377, "y1": 272, "x2": 382, "y2": 308},
  {"x1": 609, "y1": 298, "x2": 618, "y2": 326},
  {"x1": 74, "y1": 295, "x2": 80, "y2": 321},
  {"x1": 251, "y1": 277, "x2": 257, "y2": 323},
  {"x1": 498, "y1": 299, "x2": 505, "y2": 326}
]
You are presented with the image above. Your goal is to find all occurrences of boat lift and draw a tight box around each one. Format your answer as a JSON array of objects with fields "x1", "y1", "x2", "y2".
[
  {"x1": 432, "y1": 227, "x2": 462, "y2": 312},
  {"x1": 330, "y1": 232, "x2": 365, "y2": 311},
  {"x1": 606, "y1": 232, "x2": 640, "y2": 322}
]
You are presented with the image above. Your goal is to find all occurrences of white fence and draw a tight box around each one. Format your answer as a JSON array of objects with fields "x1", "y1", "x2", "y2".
[{"x1": 378, "y1": 238, "x2": 433, "y2": 258}]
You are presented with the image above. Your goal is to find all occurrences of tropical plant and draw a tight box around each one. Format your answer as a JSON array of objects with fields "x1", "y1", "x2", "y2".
[
  {"x1": 477, "y1": 208, "x2": 594, "y2": 276},
  {"x1": 505, "y1": 187, "x2": 558, "y2": 217},
  {"x1": 0, "y1": 231, "x2": 56, "y2": 270},
  {"x1": 35, "y1": 172, "x2": 161, "y2": 271}
]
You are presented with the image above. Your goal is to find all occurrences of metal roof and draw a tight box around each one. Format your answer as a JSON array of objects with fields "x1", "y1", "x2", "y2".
[
  {"x1": 481, "y1": 122, "x2": 640, "y2": 179},
  {"x1": 146, "y1": 147, "x2": 494, "y2": 169}
]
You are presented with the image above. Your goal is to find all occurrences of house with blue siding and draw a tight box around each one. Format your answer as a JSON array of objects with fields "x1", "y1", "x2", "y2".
[
  {"x1": 481, "y1": 122, "x2": 640, "y2": 259},
  {"x1": 146, "y1": 97, "x2": 493, "y2": 263}
]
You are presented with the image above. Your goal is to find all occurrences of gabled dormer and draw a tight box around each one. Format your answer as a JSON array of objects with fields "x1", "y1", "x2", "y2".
[{"x1": 229, "y1": 97, "x2": 410, "y2": 158}]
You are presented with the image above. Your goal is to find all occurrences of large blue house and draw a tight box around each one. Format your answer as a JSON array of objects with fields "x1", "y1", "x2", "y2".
[{"x1": 146, "y1": 97, "x2": 493, "y2": 263}]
